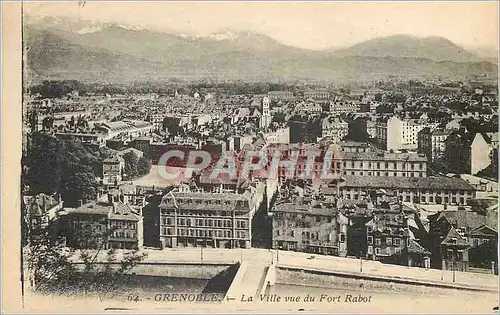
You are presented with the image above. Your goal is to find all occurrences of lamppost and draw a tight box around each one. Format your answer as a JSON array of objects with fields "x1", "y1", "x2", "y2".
[
  {"x1": 452, "y1": 257, "x2": 456, "y2": 283},
  {"x1": 360, "y1": 250, "x2": 363, "y2": 273}
]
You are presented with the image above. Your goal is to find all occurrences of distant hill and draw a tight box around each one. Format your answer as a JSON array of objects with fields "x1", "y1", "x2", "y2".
[
  {"x1": 23, "y1": 18, "x2": 498, "y2": 82},
  {"x1": 330, "y1": 35, "x2": 478, "y2": 62}
]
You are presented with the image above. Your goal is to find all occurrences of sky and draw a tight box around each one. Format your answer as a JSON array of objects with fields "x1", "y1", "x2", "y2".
[{"x1": 24, "y1": 1, "x2": 499, "y2": 51}]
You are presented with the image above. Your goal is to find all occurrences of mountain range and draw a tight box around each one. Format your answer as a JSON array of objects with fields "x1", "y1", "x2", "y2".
[{"x1": 24, "y1": 16, "x2": 498, "y2": 82}]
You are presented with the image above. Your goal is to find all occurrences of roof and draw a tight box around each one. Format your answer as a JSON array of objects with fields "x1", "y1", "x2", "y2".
[
  {"x1": 159, "y1": 191, "x2": 251, "y2": 212},
  {"x1": 339, "y1": 151, "x2": 427, "y2": 162},
  {"x1": 339, "y1": 141, "x2": 371, "y2": 148},
  {"x1": 341, "y1": 176, "x2": 476, "y2": 191},
  {"x1": 468, "y1": 224, "x2": 498, "y2": 237},
  {"x1": 108, "y1": 203, "x2": 141, "y2": 221},
  {"x1": 103, "y1": 155, "x2": 124, "y2": 164},
  {"x1": 64, "y1": 201, "x2": 140, "y2": 221},
  {"x1": 441, "y1": 228, "x2": 469, "y2": 247},
  {"x1": 64, "y1": 202, "x2": 111, "y2": 216},
  {"x1": 273, "y1": 200, "x2": 337, "y2": 216},
  {"x1": 434, "y1": 210, "x2": 487, "y2": 231},
  {"x1": 407, "y1": 239, "x2": 431, "y2": 255}
]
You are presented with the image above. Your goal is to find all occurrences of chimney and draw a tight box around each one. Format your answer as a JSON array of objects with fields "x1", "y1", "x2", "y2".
[{"x1": 42, "y1": 196, "x2": 47, "y2": 212}]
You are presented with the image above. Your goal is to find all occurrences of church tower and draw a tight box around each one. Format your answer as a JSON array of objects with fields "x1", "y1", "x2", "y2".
[{"x1": 260, "y1": 96, "x2": 271, "y2": 129}]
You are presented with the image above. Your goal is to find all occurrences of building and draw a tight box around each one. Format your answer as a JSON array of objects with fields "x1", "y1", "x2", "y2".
[
  {"x1": 470, "y1": 132, "x2": 499, "y2": 175},
  {"x1": 295, "y1": 101, "x2": 323, "y2": 115},
  {"x1": 271, "y1": 190, "x2": 348, "y2": 256},
  {"x1": 268, "y1": 91, "x2": 294, "y2": 101},
  {"x1": 228, "y1": 135, "x2": 254, "y2": 152},
  {"x1": 263, "y1": 143, "x2": 340, "y2": 181},
  {"x1": 366, "y1": 200, "x2": 410, "y2": 262},
  {"x1": 376, "y1": 116, "x2": 439, "y2": 151},
  {"x1": 59, "y1": 193, "x2": 143, "y2": 250},
  {"x1": 418, "y1": 128, "x2": 453, "y2": 162},
  {"x1": 335, "y1": 176, "x2": 476, "y2": 205},
  {"x1": 339, "y1": 141, "x2": 373, "y2": 153},
  {"x1": 102, "y1": 155, "x2": 125, "y2": 186},
  {"x1": 54, "y1": 132, "x2": 106, "y2": 147},
  {"x1": 329, "y1": 100, "x2": 359, "y2": 114},
  {"x1": 321, "y1": 116, "x2": 349, "y2": 144},
  {"x1": 264, "y1": 127, "x2": 290, "y2": 144},
  {"x1": 333, "y1": 151, "x2": 428, "y2": 178},
  {"x1": 427, "y1": 208, "x2": 496, "y2": 271},
  {"x1": 303, "y1": 90, "x2": 330, "y2": 100},
  {"x1": 96, "y1": 120, "x2": 153, "y2": 141},
  {"x1": 260, "y1": 96, "x2": 272, "y2": 129},
  {"x1": 158, "y1": 184, "x2": 264, "y2": 249}
]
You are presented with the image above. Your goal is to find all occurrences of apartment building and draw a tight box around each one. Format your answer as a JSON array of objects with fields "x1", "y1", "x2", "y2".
[
  {"x1": 268, "y1": 91, "x2": 294, "y2": 101},
  {"x1": 271, "y1": 191, "x2": 348, "y2": 256},
  {"x1": 336, "y1": 176, "x2": 476, "y2": 205},
  {"x1": 329, "y1": 100, "x2": 360, "y2": 114},
  {"x1": 334, "y1": 151, "x2": 428, "y2": 178},
  {"x1": 366, "y1": 200, "x2": 409, "y2": 261},
  {"x1": 376, "y1": 116, "x2": 439, "y2": 151},
  {"x1": 59, "y1": 193, "x2": 143, "y2": 250},
  {"x1": 470, "y1": 132, "x2": 499, "y2": 175},
  {"x1": 303, "y1": 90, "x2": 330, "y2": 100},
  {"x1": 418, "y1": 128, "x2": 453, "y2": 162},
  {"x1": 321, "y1": 116, "x2": 349, "y2": 144},
  {"x1": 102, "y1": 155, "x2": 125, "y2": 186},
  {"x1": 158, "y1": 184, "x2": 264, "y2": 249}
]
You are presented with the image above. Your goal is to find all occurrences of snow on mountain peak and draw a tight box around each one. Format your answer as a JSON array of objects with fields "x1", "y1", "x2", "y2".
[{"x1": 76, "y1": 25, "x2": 103, "y2": 34}]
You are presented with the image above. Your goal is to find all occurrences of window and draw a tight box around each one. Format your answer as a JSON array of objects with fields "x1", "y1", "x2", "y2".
[
  {"x1": 367, "y1": 236, "x2": 373, "y2": 244},
  {"x1": 367, "y1": 246, "x2": 373, "y2": 254},
  {"x1": 395, "y1": 247, "x2": 401, "y2": 254},
  {"x1": 367, "y1": 226, "x2": 373, "y2": 232},
  {"x1": 386, "y1": 237, "x2": 392, "y2": 245},
  {"x1": 375, "y1": 248, "x2": 380, "y2": 255},
  {"x1": 290, "y1": 231, "x2": 295, "y2": 237},
  {"x1": 340, "y1": 233, "x2": 346, "y2": 243},
  {"x1": 394, "y1": 238, "x2": 401, "y2": 246},
  {"x1": 375, "y1": 238, "x2": 381, "y2": 245}
]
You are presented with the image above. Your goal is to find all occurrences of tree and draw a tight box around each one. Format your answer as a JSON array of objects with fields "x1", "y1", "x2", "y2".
[
  {"x1": 137, "y1": 157, "x2": 152, "y2": 177},
  {"x1": 24, "y1": 133, "x2": 102, "y2": 206},
  {"x1": 24, "y1": 223, "x2": 146, "y2": 299},
  {"x1": 123, "y1": 152, "x2": 139, "y2": 179}
]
